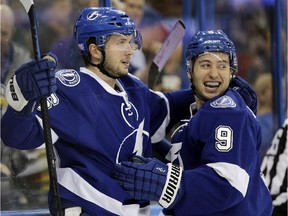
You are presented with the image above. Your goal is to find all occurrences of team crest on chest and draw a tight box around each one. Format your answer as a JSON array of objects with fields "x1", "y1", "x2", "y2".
[
  {"x1": 121, "y1": 102, "x2": 139, "y2": 129},
  {"x1": 56, "y1": 69, "x2": 80, "y2": 87},
  {"x1": 210, "y1": 95, "x2": 236, "y2": 108}
]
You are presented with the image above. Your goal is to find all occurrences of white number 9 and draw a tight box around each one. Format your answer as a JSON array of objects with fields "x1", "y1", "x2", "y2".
[{"x1": 215, "y1": 125, "x2": 233, "y2": 152}]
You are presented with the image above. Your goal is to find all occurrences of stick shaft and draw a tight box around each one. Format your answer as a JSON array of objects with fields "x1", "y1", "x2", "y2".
[
  {"x1": 147, "y1": 62, "x2": 160, "y2": 89},
  {"x1": 148, "y1": 20, "x2": 186, "y2": 90},
  {"x1": 24, "y1": 2, "x2": 62, "y2": 215}
]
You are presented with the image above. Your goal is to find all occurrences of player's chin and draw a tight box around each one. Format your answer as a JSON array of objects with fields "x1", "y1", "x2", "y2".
[
  {"x1": 118, "y1": 70, "x2": 129, "y2": 77},
  {"x1": 123, "y1": 69, "x2": 129, "y2": 75},
  {"x1": 203, "y1": 92, "x2": 221, "y2": 100}
]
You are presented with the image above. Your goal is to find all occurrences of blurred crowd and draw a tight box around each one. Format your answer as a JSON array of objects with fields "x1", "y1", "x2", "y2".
[{"x1": 1, "y1": 0, "x2": 287, "y2": 212}]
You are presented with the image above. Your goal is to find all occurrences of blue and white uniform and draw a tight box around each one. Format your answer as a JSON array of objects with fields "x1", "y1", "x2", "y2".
[
  {"x1": 1, "y1": 67, "x2": 194, "y2": 215},
  {"x1": 166, "y1": 89, "x2": 273, "y2": 216}
]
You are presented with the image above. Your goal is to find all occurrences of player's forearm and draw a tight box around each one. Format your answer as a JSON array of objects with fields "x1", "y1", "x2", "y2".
[
  {"x1": 171, "y1": 168, "x2": 244, "y2": 214},
  {"x1": 1, "y1": 106, "x2": 44, "y2": 149}
]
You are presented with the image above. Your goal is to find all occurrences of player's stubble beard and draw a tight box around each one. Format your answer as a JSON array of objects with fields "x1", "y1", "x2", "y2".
[{"x1": 103, "y1": 55, "x2": 129, "y2": 78}]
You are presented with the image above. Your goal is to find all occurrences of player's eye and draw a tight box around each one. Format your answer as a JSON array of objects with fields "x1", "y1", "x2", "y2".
[
  {"x1": 216, "y1": 63, "x2": 229, "y2": 70},
  {"x1": 200, "y1": 63, "x2": 211, "y2": 69}
]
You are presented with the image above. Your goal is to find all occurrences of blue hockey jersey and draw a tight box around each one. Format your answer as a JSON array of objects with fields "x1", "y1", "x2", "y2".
[
  {"x1": 1, "y1": 67, "x2": 194, "y2": 215},
  {"x1": 166, "y1": 89, "x2": 273, "y2": 216}
]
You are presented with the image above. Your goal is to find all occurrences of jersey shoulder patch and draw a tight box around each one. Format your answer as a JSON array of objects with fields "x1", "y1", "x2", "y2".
[
  {"x1": 56, "y1": 69, "x2": 80, "y2": 87},
  {"x1": 210, "y1": 95, "x2": 236, "y2": 109}
]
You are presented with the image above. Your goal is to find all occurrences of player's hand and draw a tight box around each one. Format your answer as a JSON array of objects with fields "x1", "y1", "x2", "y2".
[
  {"x1": 5, "y1": 52, "x2": 58, "y2": 115},
  {"x1": 230, "y1": 76, "x2": 258, "y2": 114},
  {"x1": 15, "y1": 52, "x2": 58, "y2": 101},
  {"x1": 112, "y1": 155, "x2": 183, "y2": 208}
]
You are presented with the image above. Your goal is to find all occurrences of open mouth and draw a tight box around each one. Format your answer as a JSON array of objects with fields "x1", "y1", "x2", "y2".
[
  {"x1": 121, "y1": 60, "x2": 129, "y2": 66},
  {"x1": 204, "y1": 81, "x2": 221, "y2": 88}
]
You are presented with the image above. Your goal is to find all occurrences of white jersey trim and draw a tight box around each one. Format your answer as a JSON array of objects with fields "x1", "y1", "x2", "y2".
[
  {"x1": 80, "y1": 67, "x2": 125, "y2": 96},
  {"x1": 150, "y1": 91, "x2": 170, "y2": 143},
  {"x1": 207, "y1": 162, "x2": 250, "y2": 197},
  {"x1": 5, "y1": 75, "x2": 28, "y2": 111},
  {"x1": 35, "y1": 114, "x2": 59, "y2": 149},
  {"x1": 80, "y1": 67, "x2": 131, "y2": 108},
  {"x1": 57, "y1": 168, "x2": 149, "y2": 216}
]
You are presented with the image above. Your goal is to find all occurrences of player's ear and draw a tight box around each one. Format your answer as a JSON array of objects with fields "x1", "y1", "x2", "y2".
[
  {"x1": 88, "y1": 43, "x2": 102, "y2": 63},
  {"x1": 187, "y1": 70, "x2": 193, "y2": 80},
  {"x1": 88, "y1": 43, "x2": 101, "y2": 58},
  {"x1": 187, "y1": 69, "x2": 195, "y2": 85}
]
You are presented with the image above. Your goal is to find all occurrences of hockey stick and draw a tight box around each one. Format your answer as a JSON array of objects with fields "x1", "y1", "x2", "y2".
[
  {"x1": 18, "y1": 1, "x2": 62, "y2": 215},
  {"x1": 148, "y1": 20, "x2": 186, "y2": 90}
]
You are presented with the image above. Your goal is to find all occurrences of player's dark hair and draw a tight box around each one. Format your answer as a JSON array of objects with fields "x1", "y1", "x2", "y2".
[{"x1": 82, "y1": 37, "x2": 97, "y2": 66}]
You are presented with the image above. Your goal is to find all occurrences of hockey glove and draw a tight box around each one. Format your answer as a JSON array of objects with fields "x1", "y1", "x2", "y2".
[
  {"x1": 112, "y1": 155, "x2": 183, "y2": 208},
  {"x1": 5, "y1": 53, "x2": 57, "y2": 115},
  {"x1": 230, "y1": 76, "x2": 258, "y2": 114}
]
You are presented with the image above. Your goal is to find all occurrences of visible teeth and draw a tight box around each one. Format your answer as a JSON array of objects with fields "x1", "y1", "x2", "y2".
[{"x1": 204, "y1": 82, "x2": 220, "y2": 87}]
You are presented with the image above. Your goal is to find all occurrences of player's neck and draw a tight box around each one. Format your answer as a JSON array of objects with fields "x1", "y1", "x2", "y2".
[
  {"x1": 87, "y1": 65, "x2": 117, "y2": 89},
  {"x1": 195, "y1": 97, "x2": 204, "y2": 109}
]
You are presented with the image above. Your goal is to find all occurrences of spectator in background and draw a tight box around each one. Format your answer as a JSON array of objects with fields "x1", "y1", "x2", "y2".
[
  {"x1": 1, "y1": 4, "x2": 31, "y2": 89},
  {"x1": 0, "y1": 2, "x2": 31, "y2": 166},
  {"x1": 254, "y1": 73, "x2": 275, "y2": 161},
  {"x1": 261, "y1": 118, "x2": 288, "y2": 216},
  {"x1": 1, "y1": 3, "x2": 29, "y2": 209},
  {"x1": 1, "y1": 3, "x2": 49, "y2": 210}
]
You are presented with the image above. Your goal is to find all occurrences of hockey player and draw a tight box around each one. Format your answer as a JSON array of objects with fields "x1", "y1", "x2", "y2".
[
  {"x1": 112, "y1": 30, "x2": 273, "y2": 215},
  {"x1": 1, "y1": 7, "x2": 195, "y2": 215}
]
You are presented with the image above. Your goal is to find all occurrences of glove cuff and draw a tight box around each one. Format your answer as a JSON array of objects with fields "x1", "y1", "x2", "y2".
[
  {"x1": 5, "y1": 75, "x2": 28, "y2": 111},
  {"x1": 158, "y1": 163, "x2": 183, "y2": 208}
]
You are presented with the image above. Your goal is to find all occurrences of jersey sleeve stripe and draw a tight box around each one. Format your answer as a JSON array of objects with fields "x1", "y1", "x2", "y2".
[{"x1": 207, "y1": 162, "x2": 250, "y2": 197}]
